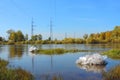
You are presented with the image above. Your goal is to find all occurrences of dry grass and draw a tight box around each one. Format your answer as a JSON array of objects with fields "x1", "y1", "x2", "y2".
[{"x1": 102, "y1": 65, "x2": 120, "y2": 80}]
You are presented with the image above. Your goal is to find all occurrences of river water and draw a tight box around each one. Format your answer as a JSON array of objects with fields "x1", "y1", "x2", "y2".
[{"x1": 0, "y1": 44, "x2": 120, "y2": 80}]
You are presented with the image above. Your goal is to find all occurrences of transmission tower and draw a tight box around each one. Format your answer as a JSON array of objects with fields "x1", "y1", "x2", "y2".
[
  {"x1": 50, "y1": 18, "x2": 53, "y2": 41},
  {"x1": 31, "y1": 18, "x2": 34, "y2": 38}
]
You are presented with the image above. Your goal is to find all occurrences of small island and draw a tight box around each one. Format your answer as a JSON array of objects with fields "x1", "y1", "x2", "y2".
[{"x1": 31, "y1": 48, "x2": 96, "y2": 55}]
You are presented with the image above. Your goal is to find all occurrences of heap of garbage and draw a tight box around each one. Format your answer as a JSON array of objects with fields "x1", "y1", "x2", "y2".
[
  {"x1": 76, "y1": 53, "x2": 107, "y2": 65},
  {"x1": 29, "y1": 46, "x2": 38, "y2": 52}
]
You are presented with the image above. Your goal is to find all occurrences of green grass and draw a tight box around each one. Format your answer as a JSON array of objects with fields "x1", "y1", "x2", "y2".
[
  {"x1": 37, "y1": 48, "x2": 68, "y2": 55},
  {"x1": 102, "y1": 65, "x2": 120, "y2": 80},
  {"x1": 36, "y1": 48, "x2": 96, "y2": 55},
  {"x1": 0, "y1": 58, "x2": 34, "y2": 80},
  {"x1": 103, "y1": 49, "x2": 120, "y2": 59}
]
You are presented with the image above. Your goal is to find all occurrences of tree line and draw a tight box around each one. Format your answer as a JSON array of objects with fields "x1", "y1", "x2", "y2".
[
  {"x1": 0, "y1": 26, "x2": 120, "y2": 44},
  {"x1": 86, "y1": 26, "x2": 120, "y2": 43}
]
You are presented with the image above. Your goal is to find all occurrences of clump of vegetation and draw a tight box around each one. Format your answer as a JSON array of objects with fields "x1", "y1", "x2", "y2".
[
  {"x1": 38, "y1": 48, "x2": 67, "y2": 55},
  {"x1": 103, "y1": 65, "x2": 120, "y2": 80},
  {"x1": 0, "y1": 58, "x2": 34, "y2": 80},
  {"x1": 7, "y1": 41, "x2": 15, "y2": 45},
  {"x1": 0, "y1": 58, "x2": 8, "y2": 68},
  {"x1": 36, "y1": 48, "x2": 95, "y2": 55},
  {"x1": 103, "y1": 49, "x2": 120, "y2": 59}
]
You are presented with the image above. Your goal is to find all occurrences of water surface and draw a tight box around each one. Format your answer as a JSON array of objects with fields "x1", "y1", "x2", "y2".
[{"x1": 0, "y1": 44, "x2": 120, "y2": 80}]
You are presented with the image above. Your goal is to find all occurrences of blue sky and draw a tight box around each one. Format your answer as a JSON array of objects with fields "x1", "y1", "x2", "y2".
[{"x1": 0, "y1": 0, "x2": 120, "y2": 39}]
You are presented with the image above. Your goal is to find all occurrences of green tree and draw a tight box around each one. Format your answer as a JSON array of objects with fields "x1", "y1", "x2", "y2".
[
  {"x1": 8, "y1": 30, "x2": 24, "y2": 42},
  {"x1": 31, "y1": 34, "x2": 42, "y2": 41},
  {"x1": 0, "y1": 37, "x2": 3, "y2": 41},
  {"x1": 31, "y1": 35, "x2": 37, "y2": 41},
  {"x1": 9, "y1": 32, "x2": 17, "y2": 42},
  {"x1": 16, "y1": 30, "x2": 24, "y2": 41},
  {"x1": 37, "y1": 34, "x2": 42, "y2": 40}
]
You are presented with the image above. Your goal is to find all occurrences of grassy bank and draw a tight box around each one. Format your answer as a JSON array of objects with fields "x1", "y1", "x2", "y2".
[
  {"x1": 103, "y1": 49, "x2": 120, "y2": 59},
  {"x1": 0, "y1": 58, "x2": 34, "y2": 80}
]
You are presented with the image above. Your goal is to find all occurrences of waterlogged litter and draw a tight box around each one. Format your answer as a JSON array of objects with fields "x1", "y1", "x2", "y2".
[
  {"x1": 29, "y1": 46, "x2": 38, "y2": 52},
  {"x1": 76, "y1": 53, "x2": 107, "y2": 65}
]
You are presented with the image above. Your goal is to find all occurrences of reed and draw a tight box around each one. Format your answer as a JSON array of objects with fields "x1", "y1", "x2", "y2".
[{"x1": 103, "y1": 65, "x2": 120, "y2": 80}]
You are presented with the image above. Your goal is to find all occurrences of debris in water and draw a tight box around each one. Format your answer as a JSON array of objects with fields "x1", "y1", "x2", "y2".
[
  {"x1": 29, "y1": 46, "x2": 38, "y2": 52},
  {"x1": 76, "y1": 53, "x2": 107, "y2": 65}
]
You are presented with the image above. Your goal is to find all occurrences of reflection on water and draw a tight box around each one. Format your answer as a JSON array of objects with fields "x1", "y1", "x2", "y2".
[
  {"x1": 8, "y1": 45, "x2": 23, "y2": 58},
  {"x1": 87, "y1": 43, "x2": 120, "y2": 49},
  {"x1": 76, "y1": 64, "x2": 106, "y2": 73},
  {"x1": 0, "y1": 45, "x2": 2, "y2": 53},
  {"x1": 28, "y1": 52, "x2": 36, "y2": 73},
  {"x1": 39, "y1": 73, "x2": 63, "y2": 80}
]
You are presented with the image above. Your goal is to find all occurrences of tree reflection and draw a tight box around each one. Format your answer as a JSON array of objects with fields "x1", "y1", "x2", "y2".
[
  {"x1": 76, "y1": 64, "x2": 106, "y2": 73},
  {"x1": 9, "y1": 45, "x2": 23, "y2": 58},
  {"x1": 0, "y1": 45, "x2": 3, "y2": 53}
]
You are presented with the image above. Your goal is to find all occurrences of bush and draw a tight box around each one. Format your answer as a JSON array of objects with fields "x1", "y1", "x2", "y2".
[{"x1": 7, "y1": 41, "x2": 15, "y2": 45}]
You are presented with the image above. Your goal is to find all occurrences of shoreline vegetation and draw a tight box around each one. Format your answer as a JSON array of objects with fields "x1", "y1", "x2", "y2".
[
  {"x1": 102, "y1": 49, "x2": 120, "y2": 59},
  {"x1": 33, "y1": 48, "x2": 97, "y2": 55},
  {"x1": 0, "y1": 58, "x2": 34, "y2": 80},
  {"x1": 103, "y1": 65, "x2": 120, "y2": 80},
  {"x1": 0, "y1": 26, "x2": 120, "y2": 45}
]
